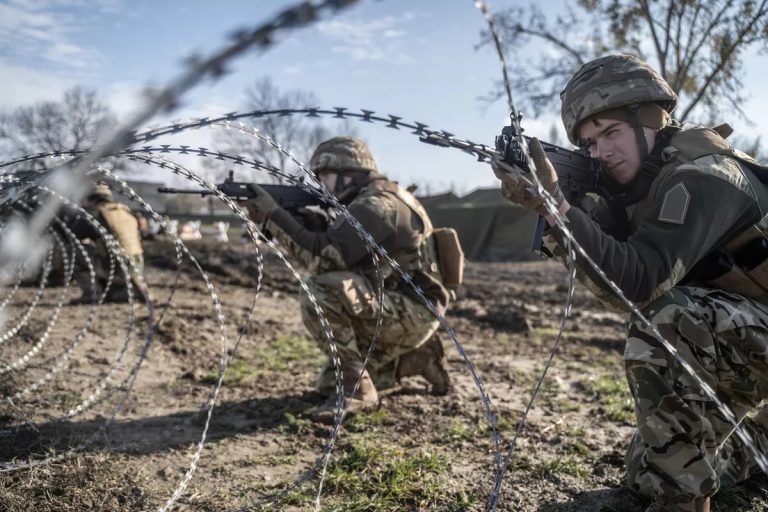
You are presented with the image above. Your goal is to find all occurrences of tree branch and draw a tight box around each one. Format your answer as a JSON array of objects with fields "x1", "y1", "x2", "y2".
[{"x1": 679, "y1": 0, "x2": 768, "y2": 120}]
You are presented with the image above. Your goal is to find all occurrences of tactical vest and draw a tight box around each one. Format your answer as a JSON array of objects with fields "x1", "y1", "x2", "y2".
[
  {"x1": 376, "y1": 181, "x2": 437, "y2": 272},
  {"x1": 629, "y1": 126, "x2": 768, "y2": 301},
  {"x1": 372, "y1": 182, "x2": 464, "y2": 290},
  {"x1": 98, "y1": 202, "x2": 143, "y2": 258}
]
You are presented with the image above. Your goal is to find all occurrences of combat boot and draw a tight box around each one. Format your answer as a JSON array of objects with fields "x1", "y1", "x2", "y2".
[
  {"x1": 70, "y1": 271, "x2": 102, "y2": 305},
  {"x1": 396, "y1": 334, "x2": 451, "y2": 395},
  {"x1": 311, "y1": 360, "x2": 379, "y2": 423},
  {"x1": 645, "y1": 496, "x2": 710, "y2": 512}
]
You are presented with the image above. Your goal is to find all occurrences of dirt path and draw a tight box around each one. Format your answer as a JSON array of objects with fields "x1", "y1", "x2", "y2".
[{"x1": 1, "y1": 239, "x2": 767, "y2": 511}]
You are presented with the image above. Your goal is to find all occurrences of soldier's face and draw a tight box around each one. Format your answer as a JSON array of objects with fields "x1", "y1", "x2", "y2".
[
  {"x1": 317, "y1": 171, "x2": 338, "y2": 193},
  {"x1": 578, "y1": 118, "x2": 656, "y2": 184}
]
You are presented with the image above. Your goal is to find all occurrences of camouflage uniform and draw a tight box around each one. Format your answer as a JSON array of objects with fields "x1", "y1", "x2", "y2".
[
  {"x1": 540, "y1": 55, "x2": 768, "y2": 510},
  {"x1": 263, "y1": 137, "x2": 450, "y2": 392},
  {"x1": 71, "y1": 185, "x2": 146, "y2": 303},
  {"x1": 624, "y1": 287, "x2": 768, "y2": 505}
]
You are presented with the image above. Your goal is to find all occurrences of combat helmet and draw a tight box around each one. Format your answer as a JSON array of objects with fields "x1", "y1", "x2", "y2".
[
  {"x1": 560, "y1": 54, "x2": 677, "y2": 146},
  {"x1": 309, "y1": 137, "x2": 378, "y2": 175}
]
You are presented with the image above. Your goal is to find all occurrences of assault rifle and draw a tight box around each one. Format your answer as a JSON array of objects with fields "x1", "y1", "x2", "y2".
[
  {"x1": 495, "y1": 116, "x2": 599, "y2": 251},
  {"x1": 158, "y1": 171, "x2": 329, "y2": 233},
  {"x1": 158, "y1": 170, "x2": 322, "y2": 209}
]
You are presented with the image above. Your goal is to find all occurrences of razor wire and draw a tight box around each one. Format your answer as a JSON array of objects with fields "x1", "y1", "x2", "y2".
[
  {"x1": 108, "y1": 131, "x2": 504, "y2": 509},
  {"x1": 0, "y1": 222, "x2": 73, "y2": 375},
  {"x1": 0, "y1": 193, "x2": 138, "y2": 412},
  {"x1": 42, "y1": 155, "x2": 371, "y2": 512},
  {"x1": 0, "y1": 234, "x2": 53, "y2": 345},
  {"x1": 0, "y1": 203, "x2": 125, "y2": 407},
  {"x1": 0, "y1": 167, "x2": 247, "y2": 512},
  {"x1": 112, "y1": 148, "x2": 390, "y2": 512},
  {"x1": 0, "y1": 261, "x2": 27, "y2": 311},
  {"x1": 0, "y1": 113, "x2": 506, "y2": 509}
]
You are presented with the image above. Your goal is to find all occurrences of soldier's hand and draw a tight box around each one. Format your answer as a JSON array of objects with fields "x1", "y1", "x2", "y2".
[
  {"x1": 243, "y1": 183, "x2": 279, "y2": 224},
  {"x1": 491, "y1": 137, "x2": 565, "y2": 216}
]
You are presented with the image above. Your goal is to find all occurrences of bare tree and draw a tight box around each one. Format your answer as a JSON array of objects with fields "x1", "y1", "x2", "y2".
[
  {"x1": 0, "y1": 86, "x2": 116, "y2": 162},
  {"x1": 211, "y1": 78, "x2": 358, "y2": 182},
  {"x1": 484, "y1": 0, "x2": 768, "y2": 126}
]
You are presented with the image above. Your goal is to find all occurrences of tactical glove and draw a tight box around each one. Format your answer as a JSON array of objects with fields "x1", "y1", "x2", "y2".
[
  {"x1": 491, "y1": 137, "x2": 565, "y2": 216},
  {"x1": 244, "y1": 183, "x2": 279, "y2": 224}
]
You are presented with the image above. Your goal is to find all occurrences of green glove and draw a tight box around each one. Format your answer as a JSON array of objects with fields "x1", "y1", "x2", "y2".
[
  {"x1": 491, "y1": 137, "x2": 564, "y2": 216},
  {"x1": 244, "y1": 183, "x2": 279, "y2": 224}
]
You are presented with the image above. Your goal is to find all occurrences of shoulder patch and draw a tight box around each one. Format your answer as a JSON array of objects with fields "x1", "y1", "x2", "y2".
[{"x1": 658, "y1": 182, "x2": 690, "y2": 225}]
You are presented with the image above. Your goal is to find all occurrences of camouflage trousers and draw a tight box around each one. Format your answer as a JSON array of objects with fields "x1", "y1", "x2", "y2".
[
  {"x1": 299, "y1": 271, "x2": 440, "y2": 389},
  {"x1": 624, "y1": 286, "x2": 768, "y2": 507},
  {"x1": 73, "y1": 243, "x2": 146, "y2": 302}
]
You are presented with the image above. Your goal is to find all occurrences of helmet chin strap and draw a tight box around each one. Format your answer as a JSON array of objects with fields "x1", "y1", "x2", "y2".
[{"x1": 627, "y1": 103, "x2": 649, "y2": 160}]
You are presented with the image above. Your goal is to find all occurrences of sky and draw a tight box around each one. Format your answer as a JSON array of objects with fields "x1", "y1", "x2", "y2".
[{"x1": 1, "y1": 0, "x2": 767, "y2": 195}]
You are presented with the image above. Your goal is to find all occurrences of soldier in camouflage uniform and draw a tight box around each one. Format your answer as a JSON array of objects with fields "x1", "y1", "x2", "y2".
[
  {"x1": 492, "y1": 54, "x2": 768, "y2": 512},
  {"x1": 243, "y1": 136, "x2": 452, "y2": 417},
  {"x1": 71, "y1": 183, "x2": 148, "y2": 304}
]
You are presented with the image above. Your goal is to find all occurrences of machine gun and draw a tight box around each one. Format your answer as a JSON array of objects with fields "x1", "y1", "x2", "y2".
[{"x1": 495, "y1": 115, "x2": 599, "y2": 251}]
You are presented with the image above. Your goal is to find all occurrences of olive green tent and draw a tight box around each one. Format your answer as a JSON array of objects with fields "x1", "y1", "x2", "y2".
[{"x1": 419, "y1": 188, "x2": 539, "y2": 261}]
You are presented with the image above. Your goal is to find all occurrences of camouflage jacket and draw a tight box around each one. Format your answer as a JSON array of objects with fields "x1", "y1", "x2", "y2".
[
  {"x1": 545, "y1": 125, "x2": 768, "y2": 312},
  {"x1": 70, "y1": 200, "x2": 143, "y2": 258},
  {"x1": 266, "y1": 176, "x2": 449, "y2": 309}
]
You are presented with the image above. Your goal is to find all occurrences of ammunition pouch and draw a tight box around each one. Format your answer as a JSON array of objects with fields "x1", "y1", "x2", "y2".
[
  {"x1": 698, "y1": 213, "x2": 768, "y2": 302},
  {"x1": 431, "y1": 227, "x2": 464, "y2": 290}
]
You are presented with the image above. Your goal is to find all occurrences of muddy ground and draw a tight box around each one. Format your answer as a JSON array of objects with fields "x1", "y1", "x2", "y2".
[{"x1": 1, "y1": 238, "x2": 767, "y2": 511}]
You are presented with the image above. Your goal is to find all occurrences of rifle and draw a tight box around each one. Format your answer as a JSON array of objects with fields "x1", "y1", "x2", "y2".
[
  {"x1": 495, "y1": 117, "x2": 599, "y2": 251},
  {"x1": 158, "y1": 171, "x2": 328, "y2": 232},
  {"x1": 158, "y1": 170, "x2": 321, "y2": 210}
]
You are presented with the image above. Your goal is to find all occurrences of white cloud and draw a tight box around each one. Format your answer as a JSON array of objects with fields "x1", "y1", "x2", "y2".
[
  {"x1": 330, "y1": 45, "x2": 386, "y2": 62},
  {"x1": 315, "y1": 13, "x2": 417, "y2": 64},
  {"x1": 0, "y1": 61, "x2": 77, "y2": 109},
  {"x1": 0, "y1": 0, "x2": 106, "y2": 70}
]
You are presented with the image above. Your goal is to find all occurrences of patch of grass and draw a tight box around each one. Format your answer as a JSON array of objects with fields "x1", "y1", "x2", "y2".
[
  {"x1": 282, "y1": 435, "x2": 473, "y2": 511},
  {"x1": 0, "y1": 454, "x2": 151, "y2": 512},
  {"x1": 553, "y1": 398, "x2": 581, "y2": 412},
  {"x1": 203, "y1": 336, "x2": 323, "y2": 384},
  {"x1": 446, "y1": 419, "x2": 475, "y2": 443},
  {"x1": 203, "y1": 358, "x2": 259, "y2": 385},
  {"x1": 52, "y1": 391, "x2": 82, "y2": 408},
  {"x1": 508, "y1": 366, "x2": 536, "y2": 387},
  {"x1": 348, "y1": 409, "x2": 388, "y2": 430},
  {"x1": 561, "y1": 424, "x2": 586, "y2": 437},
  {"x1": 507, "y1": 453, "x2": 533, "y2": 471},
  {"x1": 532, "y1": 327, "x2": 568, "y2": 339},
  {"x1": 277, "y1": 412, "x2": 312, "y2": 436},
  {"x1": 256, "y1": 335, "x2": 325, "y2": 370},
  {"x1": 564, "y1": 439, "x2": 593, "y2": 456},
  {"x1": 533, "y1": 455, "x2": 589, "y2": 479},
  {"x1": 589, "y1": 375, "x2": 634, "y2": 424}
]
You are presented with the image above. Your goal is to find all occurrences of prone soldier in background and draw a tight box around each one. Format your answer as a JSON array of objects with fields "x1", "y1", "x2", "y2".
[
  {"x1": 242, "y1": 136, "x2": 464, "y2": 419},
  {"x1": 70, "y1": 182, "x2": 149, "y2": 304},
  {"x1": 492, "y1": 54, "x2": 768, "y2": 512}
]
